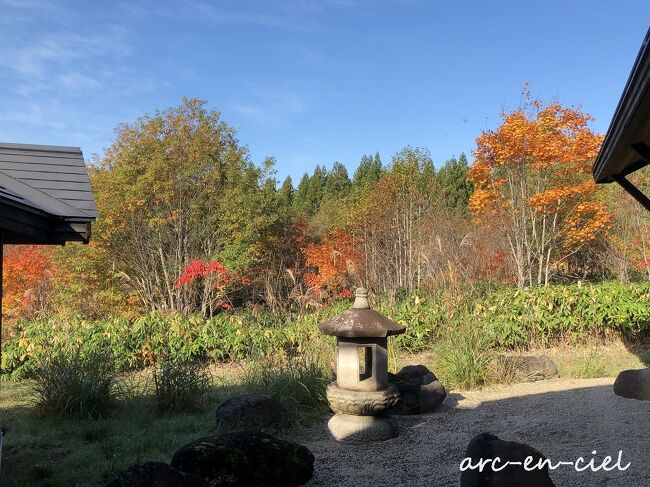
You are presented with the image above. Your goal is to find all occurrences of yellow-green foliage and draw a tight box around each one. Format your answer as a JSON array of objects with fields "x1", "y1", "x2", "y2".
[
  {"x1": 2, "y1": 304, "x2": 343, "y2": 379},
  {"x1": 3, "y1": 282, "x2": 649, "y2": 379},
  {"x1": 434, "y1": 329, "x2": 493, "y2": 390},
  {"x1": 476, "y1": 282, "x2": 650, "y2": 347}
]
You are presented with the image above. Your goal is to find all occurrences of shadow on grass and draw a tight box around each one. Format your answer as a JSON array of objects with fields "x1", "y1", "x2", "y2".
[
  {"x1": 622, "y1": 336, "x2": 650, "y2": 367},
  {"x1": 0, "y1": 375, "x2": 325, "y2": 487}
]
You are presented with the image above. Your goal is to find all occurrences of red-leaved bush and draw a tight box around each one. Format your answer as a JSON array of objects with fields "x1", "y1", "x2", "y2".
[{"x1": 175, "y1": 259, "x2": 234, "y2": 311}]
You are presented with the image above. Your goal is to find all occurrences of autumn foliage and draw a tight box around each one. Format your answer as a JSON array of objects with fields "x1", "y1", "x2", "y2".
[
  {"x1": 2, "y1": 245, "x2": 54, "y2": 321},
  {"x1": 175, "y1": 260, "x2": 231, "y2": 289},
  {"x1": 5, "y1": 93, "x2": 650, "y2": 325},
  {"x1": 175, "y1": 259, "x2": 236, "y2": 312},
  {"x1": 469, "y1": 91, "x2": 611, "y2": 286},
  {"x1": 304, "y1": 230, "x2": 361, "y2": 295}
]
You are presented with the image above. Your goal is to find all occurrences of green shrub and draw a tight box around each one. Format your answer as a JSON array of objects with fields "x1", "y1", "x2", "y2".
[
  {"x1": 3, "y1": 282, "x2": 649, "y2": 379},
  {"x1": 435, "y1": 329, "x2": 493, "y2": 390},
  {"x1": 27, "y1": 351, "x2": 117, "y2": 418},
  {"x1": 477, "y1": 282, "x2": 650, "y2": 347},
  {"x1": 152, "y1": 361, "x2": 211, "y2": 413}
]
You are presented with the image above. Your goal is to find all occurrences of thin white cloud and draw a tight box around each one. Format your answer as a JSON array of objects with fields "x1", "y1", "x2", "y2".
[
  {"x1": 0, "y1": 28, "x2": 131, "y2": 78},
  {"x1": 0, "y1": 1, "x2": 164, "y2": 155},
  {"x1": 0, "y1": 0, "x2": 58, "y2": 10},
  {"x1": 0, "y1": 100, "x2": 67, "y2": 130},
  {"x1": 57, "y1": 72, "x2": 103, "y2": 91},
  {"x1": 118, "y1": 0, "x2": 358, "y2": 33},
  {"x1": 232, "y1": 87, "x2": 307, "y2": 127},
  {"x1": 232, "y1": 104, "x2": 282, "y2": 127},
  {"x1": 182, "y1": 0, "x2": 323, "y2": 32}
]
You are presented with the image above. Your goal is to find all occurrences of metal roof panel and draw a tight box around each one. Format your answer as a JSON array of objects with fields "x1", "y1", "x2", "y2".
[{"x1": 0, "y1": 142, "x2": 97, "y2": 218}]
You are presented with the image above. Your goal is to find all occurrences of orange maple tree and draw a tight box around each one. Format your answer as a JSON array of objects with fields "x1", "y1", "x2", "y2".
[
  {"x1": 2, "y1": 245, "x2": 55, "y2": 321},
  {"x1": 469, "y1": 90, "x2": 611, "y2": 287},
  {"x1": 303, "y1": 230, "x2": 360, "y2": 297}
]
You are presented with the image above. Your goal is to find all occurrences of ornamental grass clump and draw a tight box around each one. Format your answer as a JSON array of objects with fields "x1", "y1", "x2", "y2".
[
  {"x1": 435, "y1": 328, "x2": 493, "y2": 390},
  {"x1": 28, "y1": 351, "x2": 117, "y2": 418},
  {"x1": 572, "y1": 351, "x2": 608, "y2": 379},
  {"x1": 152, "y1": 360, "x2": 212, "y2": 413},
  {"x1": 243, "y1": 354, "x2": 330, "y2": 419}
]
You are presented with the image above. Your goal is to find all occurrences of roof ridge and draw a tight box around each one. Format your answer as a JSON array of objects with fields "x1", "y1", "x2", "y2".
[{"x1": 0, "y1": 142, "x2": 82, "y2": 154}]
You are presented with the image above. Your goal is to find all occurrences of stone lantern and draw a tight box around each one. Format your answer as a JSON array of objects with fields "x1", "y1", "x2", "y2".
[{"x1": 318, "y1": 288, "x2": 405, "y2": 442}]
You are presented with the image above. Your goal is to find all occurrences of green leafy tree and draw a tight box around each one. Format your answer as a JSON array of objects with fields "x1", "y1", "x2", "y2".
[
  {"x1": 93, "y1": 98, "x2": 280, "y2": 312},
  {"x1": 352, "y1": 146, "x2": 438, "y2": 295},
  {"x1": 307, "y1": 165, "x2": 328, "y2": 214},
  {"x1": 218, "y1": 164, "x2": 283, "y2": 271},
  {"x1": 277, "y1": 175, "x2": 294, "y2": 208},
  {"x1": 353, "y1": 152, "x2": 382, "y2": 191},
  {"x1": 420, "y1": 157, "x2": 436, "y2": 197},
  {"x1": 390, "y1": 146, "x2": 436, "y2": 196}
]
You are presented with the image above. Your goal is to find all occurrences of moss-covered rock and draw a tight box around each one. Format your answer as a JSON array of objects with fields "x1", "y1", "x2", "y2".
[
  {"x1": 387, "y1": 365, "x2": 446, "y2": 414},
  {"x1": 171, "y1": 431, "x2": 314, "y2": 486},
  {"x1": 215, "y1": 394, "x2": 290, "y2": 430}
]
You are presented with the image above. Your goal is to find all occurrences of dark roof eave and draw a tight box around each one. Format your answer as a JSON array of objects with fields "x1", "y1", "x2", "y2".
[
  {"x1": 0, "y1": 194, "x2": 94, "y2": 223},
  {"x1": 0, "y1": 142, "x2": 83, "y2": 154},
  {"x1": 0, "y1": 196, "x2": 94, "y2": 245},
  {"x1": 593, "y1": 28, "x2": 650, "y2": 183}
]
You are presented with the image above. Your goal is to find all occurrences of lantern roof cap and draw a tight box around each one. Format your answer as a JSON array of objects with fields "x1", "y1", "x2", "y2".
[{"x1": 318, "y1": 288, "x2": 406, "y2": 338}]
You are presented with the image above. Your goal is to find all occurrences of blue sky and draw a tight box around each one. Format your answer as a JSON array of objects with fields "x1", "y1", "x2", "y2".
[{"x1": 0, "y1": 1, "x2": 648, "y2": 183}]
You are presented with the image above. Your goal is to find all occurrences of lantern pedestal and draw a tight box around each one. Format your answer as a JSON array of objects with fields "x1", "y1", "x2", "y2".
[
  {"x1": 326, "y1": 383, "x2": 400, "y2": 442},
  {"x1": 328, "y1": 413, "x2": 398, "y2": 443}
]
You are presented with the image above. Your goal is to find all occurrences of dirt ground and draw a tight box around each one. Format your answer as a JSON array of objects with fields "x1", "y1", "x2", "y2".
[{"x1": 302, "y1": 377, "x2": 650, "y2": 487}]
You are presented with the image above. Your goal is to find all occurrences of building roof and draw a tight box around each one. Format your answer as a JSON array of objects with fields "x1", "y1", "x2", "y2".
[
  {"x1": 592, "y1": 28, "x2": 650, "y2": 184},
  {"x1": 318, "y1": 288, "x2": 406, "y2": 338},
  {"x1": 0, "y1": 142, "x2": 96, "y2": 245}
]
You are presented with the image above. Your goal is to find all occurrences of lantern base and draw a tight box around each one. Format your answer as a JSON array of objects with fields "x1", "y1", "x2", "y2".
[{"x1": 327, "y1": 413, "x2": 398, "y2": 443}]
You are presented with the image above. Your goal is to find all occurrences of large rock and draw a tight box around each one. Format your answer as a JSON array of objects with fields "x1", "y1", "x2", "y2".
[
  {"x1": 387, "y1": 365, "x2": 446, "y2": 414},
  {"x1": 502, "y1": 355, "x2": 558, "y2": 382},
  {"x1": 171, "y1": 431, "x2": 314, "y2": 486},
  {"x1": 106, "y1": 462, "x2": 208, "y2": 487},
  {"x1": 614, "y1": 368, "x2": 650, "y2": 401},
  {"x1": 215, "y1": 394, "x2": 289, "y2": 430},
  {"x1": 460, "y1": 433, "x2": 555, "y2": 487}
]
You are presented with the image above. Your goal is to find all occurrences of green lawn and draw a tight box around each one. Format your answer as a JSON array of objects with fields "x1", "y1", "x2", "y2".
[
  {"x1": 0, "y1": 380, "x2": 228, "y2": 486},
  {"x1": 546, "y1": 342, "x2": 649, "y2": 379},
  {"x1": 0, "y1": 358, "x2": 328, "y2": 487}
]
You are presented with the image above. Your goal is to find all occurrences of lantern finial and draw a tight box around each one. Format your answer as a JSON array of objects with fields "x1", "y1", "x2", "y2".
[{"x1": 352, "y1": 287, "x2": 369, "y2": 309}]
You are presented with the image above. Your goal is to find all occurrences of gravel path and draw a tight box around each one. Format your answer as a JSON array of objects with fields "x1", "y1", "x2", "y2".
[{"x1": 302, "y1": 378, "x2": 650, "y2": 486}]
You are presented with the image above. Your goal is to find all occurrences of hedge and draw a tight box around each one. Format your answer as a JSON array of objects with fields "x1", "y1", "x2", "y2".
[{"x1": 3, "y1": 282, "x2": 649, "y2": 378}]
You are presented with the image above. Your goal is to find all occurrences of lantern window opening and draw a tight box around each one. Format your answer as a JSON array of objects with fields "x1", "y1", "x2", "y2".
[{"x1": 358, "y1": 345, "x2": 373, "y2": 382}]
